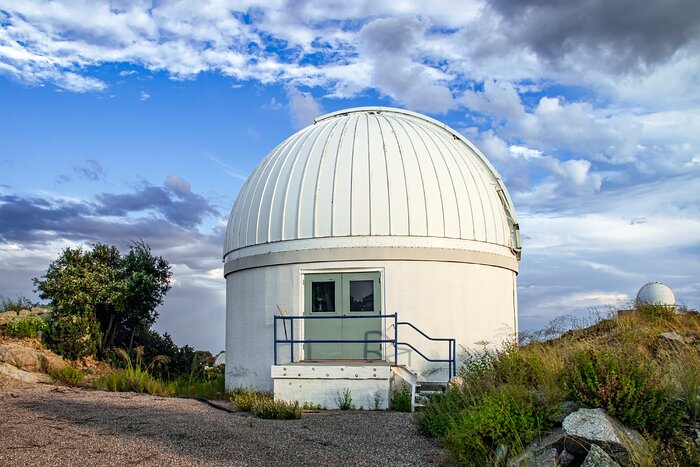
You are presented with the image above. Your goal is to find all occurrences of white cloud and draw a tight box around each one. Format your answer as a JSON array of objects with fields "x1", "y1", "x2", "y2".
[{"x1": 286, "y1": 86, "x2": 323, "y2": 129}]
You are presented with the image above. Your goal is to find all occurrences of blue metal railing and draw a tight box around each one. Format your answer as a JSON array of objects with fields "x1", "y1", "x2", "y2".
[{"x1": 273, "y1": 313, "x2": 456, "y2": 378}]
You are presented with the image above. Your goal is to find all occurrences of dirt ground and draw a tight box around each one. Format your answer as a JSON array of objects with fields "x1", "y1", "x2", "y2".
[{"x1": 0, "y1": 377, "x2": 447, "y2": 466}]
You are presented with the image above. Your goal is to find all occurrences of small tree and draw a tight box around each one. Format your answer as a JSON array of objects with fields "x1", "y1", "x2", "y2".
[{"x1": 33, "y1": 241, "x2": 171, "y2": 359}]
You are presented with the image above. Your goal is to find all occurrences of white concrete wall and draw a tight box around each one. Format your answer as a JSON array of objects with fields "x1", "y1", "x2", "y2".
[{"x1": 225, "y1": 259, "x2": 517, "y2": 391}]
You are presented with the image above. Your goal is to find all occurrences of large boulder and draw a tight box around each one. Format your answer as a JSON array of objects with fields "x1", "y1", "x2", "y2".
[
  {"x1": 0, "y1": 362, "x2": 52, "y2": 383},
  {"x1": 563, "y1": 408, "x2": 648, "y2": 465},
  {"x1": 0, "y1": 342, "x2": 64, "y2": 373}
]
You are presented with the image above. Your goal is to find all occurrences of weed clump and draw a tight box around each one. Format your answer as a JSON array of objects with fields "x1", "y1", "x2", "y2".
[
  {"x1": 335, "y1": 388, "x2": 355, "y2": 410},
  {"x1": 94, "y1": 347, "x2": 171, "y2": 396},
  {"x1": 231, "y1": 388, "x2": 301, "y2": 419},
  {"x1": 390, "y1": 384, "x2": 412, "y2": 412},
  {"x1": 52, "y1": 366, "x2": 85, "y2": 385}
]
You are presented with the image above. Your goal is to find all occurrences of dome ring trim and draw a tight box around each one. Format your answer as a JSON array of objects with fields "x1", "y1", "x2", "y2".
[{"x1": 223, "y1": 245, "x2": 518, "y2": 276}]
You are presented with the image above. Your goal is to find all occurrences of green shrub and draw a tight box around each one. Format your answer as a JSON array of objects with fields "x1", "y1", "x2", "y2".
[
  {"x1": 415, "y1": 388, "x2": 467, "y2": 437},
  {"x1": 45, "y1": 314, "x2": 102, "y2": 360},
  {"x1": 565, "y1": 348, "x2": 684, "y2": 437},
  {"x1": 390, "y1": 384, "x2": 412, "y2": 412},
  {"x1": 335, "y1": 388, "x2": 354, "y2": 410},
  {"x1": 4, "y1": 315, "x2": 47, "y2": 338},
  {"x1": 443, "y1": 384, "x2": 549, "y2": 465},
  {"x1": 52, "y1": 366, "x2": 84, "y2": 385},
  {"x1": 253, "y1": 398, "x2": 302, "y2": 420}
]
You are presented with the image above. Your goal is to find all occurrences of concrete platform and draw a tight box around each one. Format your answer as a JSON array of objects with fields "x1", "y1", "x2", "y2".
[{"x1": 272, "y1": 362, "x2": 415, "y2": 410}]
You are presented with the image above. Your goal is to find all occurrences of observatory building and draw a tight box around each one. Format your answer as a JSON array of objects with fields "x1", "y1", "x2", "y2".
[
  {"x1": 224, "y1": 107, "x2": 521, "y2": 408},
  {"x1": 636, "y1": 282, "x2": 676, "y2": 307}
]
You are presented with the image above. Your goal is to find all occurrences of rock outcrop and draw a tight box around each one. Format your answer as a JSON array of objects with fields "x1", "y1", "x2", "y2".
[
  {"x1": 508, "y1": 408, "x2": 648, "y2": 466},
  {"x1": 0, "y1": 342, "x2": 64, "y2": 373},
  {"x1": 563, "y1": 408, "x2": 648, "y2": 465}
]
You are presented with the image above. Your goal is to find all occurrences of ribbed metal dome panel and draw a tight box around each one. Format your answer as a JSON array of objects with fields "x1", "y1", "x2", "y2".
[{"x1": 225, "y1": 107, "x2": 520, "y2": 257}]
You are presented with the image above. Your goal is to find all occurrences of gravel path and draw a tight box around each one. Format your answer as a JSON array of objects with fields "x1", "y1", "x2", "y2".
[{"x1": 0, "y1": 377, "x2": 447, "y2": 466}]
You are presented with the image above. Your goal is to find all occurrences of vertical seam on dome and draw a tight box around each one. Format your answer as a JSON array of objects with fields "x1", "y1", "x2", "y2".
[
  {"x1": 366, "y1": 112, "x2": 372, "y2": 235},
  {"x1": 454, "y1": 140, "x2": 487, "y2": 241},
  {"x1": 389, "y1": 115, "x2": 429, "y2": 236},
  {"x1": 279, "y1": 125, "x2": 323, "y2": 241},
  {"x1": 312, "y1": 118, "x2": 343, "y2": 237},
  {"x1": 469, "y1": 151, "x2": 500, "y2": 243},
  {"x1": 294, "y1": 122, "x2": 327, "y2": 239},
  {"x1": 382, "y1": 115, "x2": 413, "y2": 235},
  {"x1": 438, "y1": 132, "x2": 476, "y2": 240},
  {"x1": 348, "y1": 114, "x2": 360, "y2": 235},
  {"x1": 260, "y1": 130, "x2": 307, "y2": 243},
  {"x1": 421, "y1": 125, "x2": 462, "y2": 238},
  {"x1": 376, "y1": 115, "x2": 392, "y2": 235},
  {"x1": 330, "y1": 116, "x2": 352, "y2": 236},
  {"x1": 410, "y1": 123, "x2": 447, "y2": 237}
]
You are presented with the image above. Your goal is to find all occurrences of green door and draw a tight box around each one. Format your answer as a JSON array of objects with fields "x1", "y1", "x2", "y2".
[{"x1": 304, "y1": 272, "x2": 382, "y2": 361}]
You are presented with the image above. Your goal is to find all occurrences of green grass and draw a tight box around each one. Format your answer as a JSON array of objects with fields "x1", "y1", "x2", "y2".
[
  {"x1": 52, "y1": 366, "x2": 85, "y2": 385},
  {"x1": 168, "y1": 373, "x2": 227, "y2": 399},
  {"x1": 231, "y1": 388, "x2": 301, "y2": 419},
  {"x1": 416, "y1": 305, "x2": 700, "y2": 465},
  {"x1": 93, "y1": 347, "x2": 172, "y2": 396}
]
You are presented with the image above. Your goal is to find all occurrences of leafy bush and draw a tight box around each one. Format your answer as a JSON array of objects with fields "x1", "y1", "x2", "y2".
[
  {"x1": 0, "y1": 295, "x2": 36, "y2": 313},
  {"x1": 445, "y1": 384, "x2": 549, "y2": 465},
  {"x1": 4, "y1": 315, "x2": 47, "y2": 338},
  {"x1": 52, "y1": 366, "x2": 85, "y2": 385},
  {"x1": 45, "y1": 314, "x2": 102, "y2": 360},
  {"x1": 390, "y1": 384, "x2": 412, "y2": 412},
  {"x1": 565, "y1": 348, "x2": 684, "y2": 437},
  {"x1": 335, "y1": 388, "x2": 354, "y2": 410}
]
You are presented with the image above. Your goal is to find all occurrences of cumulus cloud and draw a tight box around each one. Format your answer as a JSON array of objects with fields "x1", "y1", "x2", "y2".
[
  {"x1": 286, "y1": 87, "x2": 323, "y2": 129},
  {"x1": 358, "y1": 16, "x2": 454, "y2": 112}
]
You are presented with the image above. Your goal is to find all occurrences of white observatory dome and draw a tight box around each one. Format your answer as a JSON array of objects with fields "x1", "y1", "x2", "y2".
[
  {"x1": 636, "y1": 282, "x2": 676, "y2": 306},
  {"x1": 224, "y1": 107, "x2": 521, "y2": 263}
]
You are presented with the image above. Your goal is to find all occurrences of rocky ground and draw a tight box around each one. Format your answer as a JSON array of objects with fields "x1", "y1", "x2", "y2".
[{"x1": 0, "y1": 376, "x2": 447, "y2": 466}]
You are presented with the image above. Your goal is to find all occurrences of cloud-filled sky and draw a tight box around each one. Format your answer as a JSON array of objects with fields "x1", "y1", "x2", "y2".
[{"x1": 1, "y1": 0, "x2": 699, "y2": 351}]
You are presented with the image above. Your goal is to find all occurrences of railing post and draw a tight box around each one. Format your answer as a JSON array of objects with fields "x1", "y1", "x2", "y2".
[
  {"x1": 394, "y1": 313, "x2": 398, "y2": 366},
  {"x1": 290, "y1": 318, "x2": 295, "y2": 363},
  {"x1": 273, "y1": 316, "x2": 278, "y2": 366}
]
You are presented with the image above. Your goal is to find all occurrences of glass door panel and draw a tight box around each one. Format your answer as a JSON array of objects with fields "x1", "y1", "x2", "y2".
[
  {"x1": 341, "y1": 272, "x2": 381, "y2": 360},
  {"x1": 304, "y1": 274, "x2": 342, "y2": 360}
]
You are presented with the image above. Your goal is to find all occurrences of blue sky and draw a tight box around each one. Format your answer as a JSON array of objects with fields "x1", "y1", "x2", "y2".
[{"x1": 1, "y1": 1, "x2": 699, "y2": 351}]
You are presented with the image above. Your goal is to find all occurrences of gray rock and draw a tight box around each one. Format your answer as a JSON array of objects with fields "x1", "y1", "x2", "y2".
[
  {"x1": 581, "y1": 444, "x2": 620, "y2": 467},
  {"x1": 563, "y1": 408, "x2": 648, "y2": 465},
  {"x1": 559, "y1": 449, "x2": 575, "y2": 466},
  {"x1": 0, "y1": 362, "x2": 52, "y2": 383},
  {"x1": 507, "y1": 442, "x2": 560, "y2": 467},
  {"x1": 660, "y1": 331, "x2": 685, "y2": 344}
]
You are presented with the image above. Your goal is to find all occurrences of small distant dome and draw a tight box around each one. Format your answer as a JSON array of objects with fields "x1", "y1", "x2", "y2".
[{"x1": 636, "y1": 282, "x2": 676, "y2": 307}]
